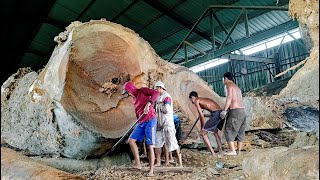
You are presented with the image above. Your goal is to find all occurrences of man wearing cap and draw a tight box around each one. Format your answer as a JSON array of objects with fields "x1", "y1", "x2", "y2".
[
  {"x1": 154, "y1": 81, "x2": 183, "y2": 167},
  {"x1": 122, "y1": 81, "x2": 159, "y2": 177}
]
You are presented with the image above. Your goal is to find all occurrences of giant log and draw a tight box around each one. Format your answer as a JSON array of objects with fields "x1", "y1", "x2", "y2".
[{"x1": 1, "y1": 20, "x2": 224, "y2": 159}]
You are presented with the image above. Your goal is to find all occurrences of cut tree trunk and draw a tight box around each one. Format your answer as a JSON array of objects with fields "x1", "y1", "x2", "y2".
[{"x1": 1, "y1": 20, "x2": 224, "y2": 159}]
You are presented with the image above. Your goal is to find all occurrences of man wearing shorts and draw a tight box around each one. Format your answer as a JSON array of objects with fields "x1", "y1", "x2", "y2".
[
  {"x1": 122, "y1": 81, "x2": 159, "y2": 176},
  {"x1": 189, "y1": 91, "x2": 224, "y2": 157},
  {"x1": 220, "y1": 72, "x2": 246, "y2": 156},
  {"x1": 154, "y1": 81, "x2": 182, "y2": 167}
]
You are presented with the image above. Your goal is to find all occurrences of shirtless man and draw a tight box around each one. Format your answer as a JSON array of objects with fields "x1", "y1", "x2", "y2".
[
  {"x1": 220, "y1": 72, "x2": 246, "y2": 156},
  {"x1": 189, "y1": 91, "x2": 224, "y2": 157}
]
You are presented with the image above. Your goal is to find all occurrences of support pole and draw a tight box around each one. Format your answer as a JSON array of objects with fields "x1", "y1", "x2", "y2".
[
  {"x1": 212, "y1": 12, "x2": 236, "y2": 43},
  {"x1": 274, "y1": 52, "x2": 281, "y2": 80},
  {"x1": 210, "y1": 9, "x2": 216, "y2": 52},
  {"x1": 184, "y1": 42, "x2": 188, "y2": 62},
  {"x1": 184, "y1": 41, "x2": 207, "y2": 55},
  {"x1": 220, "y1": 9, "x2": 244, "y2": 48},
  {"x1": 169, "y1": 9, "x2": 209, "y2": 62},
  {"x1": 244, "y1": 9, "x2": 250, "y2": 37}
]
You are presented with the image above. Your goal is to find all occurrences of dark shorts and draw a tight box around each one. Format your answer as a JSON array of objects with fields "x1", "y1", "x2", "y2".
[
  {"x1": 129, "y1": 118, "x2": 157, "y2": 145},
  {"x1": 225, "y1": 108, "x2": 246, "y2": 142},
  {"x1": 203, "y1": 110, "x2": 224, "y2": 132}
]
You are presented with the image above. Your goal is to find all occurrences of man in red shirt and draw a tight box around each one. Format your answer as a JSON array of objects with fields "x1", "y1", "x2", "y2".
[{"x1": 122, "y1": 81, "x2": 159, "y2": 177}]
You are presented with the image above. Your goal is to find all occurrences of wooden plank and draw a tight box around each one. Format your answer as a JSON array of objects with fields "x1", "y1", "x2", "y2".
[{"x1": 116, "y1": 166, "x2": 193, "y2": 173}]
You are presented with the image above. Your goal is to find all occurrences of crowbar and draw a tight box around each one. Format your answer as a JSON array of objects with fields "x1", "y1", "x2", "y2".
[{"x1": 103, "y1": 114, "x2": 145, "y2": 156}]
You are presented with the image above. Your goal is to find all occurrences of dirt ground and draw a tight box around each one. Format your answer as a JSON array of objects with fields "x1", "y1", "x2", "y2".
[{"x1": 74, "y1": 130, "x2": 296, "y2": 180}]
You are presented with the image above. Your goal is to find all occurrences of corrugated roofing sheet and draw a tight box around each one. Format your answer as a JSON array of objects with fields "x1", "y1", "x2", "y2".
[{"x1": 19, "y1": 0, "x2": 294, "y2": 70}]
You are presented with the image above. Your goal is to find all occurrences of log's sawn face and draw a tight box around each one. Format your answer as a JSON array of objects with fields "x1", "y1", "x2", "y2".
[{"x1": 61, "y1": 30, "x2": 141, "y2": 138}]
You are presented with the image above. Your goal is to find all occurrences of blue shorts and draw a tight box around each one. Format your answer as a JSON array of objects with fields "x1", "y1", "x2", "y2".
[{"x1": 129, "y1": 118, "x2": 157, "y2": 146}]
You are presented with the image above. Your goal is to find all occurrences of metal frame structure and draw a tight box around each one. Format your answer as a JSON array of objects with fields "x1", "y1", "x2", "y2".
[{"x1": 168, "y1": 5, "x2": 296, "y2": 70}]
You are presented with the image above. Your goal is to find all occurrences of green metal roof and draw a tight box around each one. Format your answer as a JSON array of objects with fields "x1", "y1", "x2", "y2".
[{"x1": 2, "y1": 0, "x2": 297, "y2": 83}]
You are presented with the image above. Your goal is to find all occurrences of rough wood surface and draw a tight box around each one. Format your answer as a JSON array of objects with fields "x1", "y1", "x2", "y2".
[
  {"x1": 42, "y1": 20, "x2": 224, "y2": 138},
  {"x1": 278, "y1": 0, "x2": 319, "y2": 110},
  {"x1": 1, "y1": 147, "x2": 85, "y2": 180}
]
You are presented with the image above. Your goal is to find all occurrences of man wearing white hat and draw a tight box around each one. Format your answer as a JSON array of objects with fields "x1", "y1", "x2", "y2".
[{"x1": 154, "y1": 81, "x2": 183, "y2": 167}]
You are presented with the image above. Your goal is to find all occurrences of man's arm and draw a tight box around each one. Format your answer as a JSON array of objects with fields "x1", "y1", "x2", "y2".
[
  {"x1": 220, "y1": 85, "x2": 232, "y2": 119},
  {"x1": 159, "y1": 96, "x2": 171, "y2": 114},
  {"x1": 142, "y1": 88, "x2": 159, "y2": 114},
  {"x1": 223, "y1": 85, "x2": 233, "y2": 110},
  {"x1": 142, "y1": 88, "x2": 159, "y2": 105}
]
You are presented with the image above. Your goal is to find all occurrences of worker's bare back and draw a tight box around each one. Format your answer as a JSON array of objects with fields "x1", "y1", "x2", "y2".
[
  {"x1": 227, "y1": 83, "x2": 245, "y2": 109},
  {"x1": 196, "y1": 97, "x2": 221, "y2": 112}
]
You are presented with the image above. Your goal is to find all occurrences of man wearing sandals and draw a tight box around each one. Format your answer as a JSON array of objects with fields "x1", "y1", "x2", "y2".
[
  {"x1": 122, "y1": 81, "x2": 159, "y2": 176},
  {"x1": 220, "y1": 72, "x2": 246, "y2": 156},
  {"x1": 154, "y1": 81, "x2": 183, "y2": 167}
]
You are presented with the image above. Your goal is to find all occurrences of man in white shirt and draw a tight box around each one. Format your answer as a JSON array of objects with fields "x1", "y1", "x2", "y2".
[{"x1": 154, "y1": 81, "x2": 182, "y2": 167}]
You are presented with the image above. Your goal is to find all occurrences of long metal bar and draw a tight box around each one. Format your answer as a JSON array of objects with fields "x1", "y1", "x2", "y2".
[
  {"x1": 75, "y1": 0, "x2": 97, "y2": 20},
  {"x1": 275, "y1": 35, "x2": 286, "y2": 54},
  {"x1": 212, "y1": 12, "x2": 235, "y2": 43},
  {"x1": 230, "y1": 60, "x2": 237, "y2": 84},
  {"x1": 210, "y1": 9, "x2": 215, "y2": 52},
  {"x1": 274, "y1": 53, "x2": 281, "y2": 79},
  {"x1": 286, "y1": 31, "x2": 306, "y2": 48},
  {"x1": 104, "y1": 114, "x2": 145, "y2": 156},
  {"x1": 184, "y1": 41, "x2": 207, "y2": 55},
  {"x1": 212, "y1": 12, "x2": 242, "y2": 56},
  {"x1": 137, "y1": 0, "x2": 186, "y2": 32},
  {"x1": 244, "y1": 9, "x2": 250, "y2": 37},
  {"x1": 220, "y1": 9, "x2": 244, "y2": 48},
  {"x1": 112, "y1": 0, "x2": 139, "y2": 21},
  {"x1": 184, "y1": 42, "x2": 188, "y2": 62},
  {"x1": 209, "y1": 5, "x2": 288, "y2": 10},
  {"x1": 221, "y1": 54, "x2": 275, "y2": 63},
  {"x1": 184, "y1": 117, "x2": 200, "y2": 140},
  {"x1": 168, "y1": 8, "x2": 209, "y2": 62}
]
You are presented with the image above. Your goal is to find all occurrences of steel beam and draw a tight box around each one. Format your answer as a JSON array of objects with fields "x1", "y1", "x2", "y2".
[
  {"x1": 45, "y1": 17, "x2": 67, "y2": 29},
  {"x1": 137, "y1": 0, "x2": 187, "y2": 32},
  {"x1": 181, "y1": 20, "x2": 298, "y2": 67},
  {"x1": 244, "y1": 9, "x2": 250, "y2": 37},
  {"x1": 209, "y1": 9, "x2": 215, "y2": 52},
  {"x1": 143, "y1": 0, "x2": 214, "y2": 43},
  {"x1": 75, "y1": 0, "x2": 97, "y2": 20},
  {"x1": 212, "y1": 12, "x2": 235, "y2": 43},
  {"x1": 184, "y1": 43, "x2": 188, "y2": 62},
  {"x1": 112, "y1": 0, "x2": 139, "y2": 21},
  {"x1": 221, "y1": 54, "x2": 275, "y2": 63},
  {"x1": 168, "y1": 8, "x2": 209, "y2": 62},
  {"x1": 162, "y1": 4, "x2": 289, "y2": 59},
  {"x1": 274, "y1": 52, "x2": 281, "y2": 80},
  {"x1": 208, "y1": 5, "x2": 288, "y2": 10},
  {"x1": 286, "y1": 31, "x2": 306, "y2": 48},
  {"x1": 151, "y1": 1, "x2": 245, "y2": 48},
  {"x1": 184, "y1": 41, "x2": 207, "y2": 55},
  {"x1": 220, "y1": 9, "x2": 244, "y2": 48}
]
